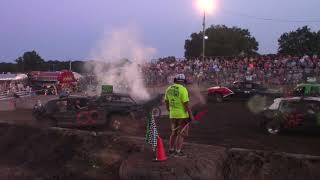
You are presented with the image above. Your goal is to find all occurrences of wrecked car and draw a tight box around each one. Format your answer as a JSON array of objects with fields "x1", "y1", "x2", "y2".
[
  {"x1": 207, "y1": 81, "x2": 281, "y2": 103},
  {"x1": 32, "y1": 93, "x2": 163, "y2": 130},
  {"x1": 259, "y1": 97, "x2": 320, "y2": 135}
]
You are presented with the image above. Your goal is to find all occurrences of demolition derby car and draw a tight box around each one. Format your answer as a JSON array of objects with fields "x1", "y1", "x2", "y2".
[
  {"x1": 259, "y1": 96, "x2": 320, "y2": 135},
  {"x1": 207, "y1": 81, "x2": 281, "y2": 102},
  {"x1": 291, "y1": 83, "x2": 320, "y2": 97},
  {"x1": 32, "y1": 93, "x2": 163, "y2": 129}
]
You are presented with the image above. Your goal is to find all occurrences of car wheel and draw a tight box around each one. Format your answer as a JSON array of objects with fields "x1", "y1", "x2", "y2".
[
  {"x1": 257, "y1": 117, "x2": 267, "y2": 128},
  {"x1": 215, "y1": 93, "x2": 223, "y2": 103},
  {"x1": 32, "y1": 113, "x2": 42, "y2": 121},
  {"x1": 37, "y1": 117, "x2": 58, "y2": 127},
  {"x1": 109, "y1": 115, "x2": 122, "y2": 131},
  {"x1": 207, "y1": 93, "x2": 215, "y2": 103},
  {"x1": 266, "y1": 120, "x2": 281, "y2": 135}
]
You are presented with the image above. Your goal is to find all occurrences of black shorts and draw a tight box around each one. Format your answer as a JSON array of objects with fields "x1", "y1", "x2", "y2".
[{"x1": 170, "y1": 118, "x2": 189, "y2": 136}]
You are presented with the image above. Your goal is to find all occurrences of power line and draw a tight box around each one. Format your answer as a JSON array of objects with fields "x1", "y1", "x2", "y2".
[{"x1": 222, "y1": 9, "x2": 320, "y2": 23}]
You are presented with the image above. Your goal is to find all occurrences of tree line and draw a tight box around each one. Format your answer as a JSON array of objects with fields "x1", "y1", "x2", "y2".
[
  {"x1": 0, "y1": 51, "x2": 88, "y2": 73},
  {"x1": 0, "y1": 25, "x2": 319, "y2": 73},
  {"x1": 184, "y1": 25, "x2": 320, "y2": 57}
]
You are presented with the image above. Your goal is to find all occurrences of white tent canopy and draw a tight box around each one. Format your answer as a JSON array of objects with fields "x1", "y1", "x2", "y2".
[
  {"x1": 0, "y1": 73, "x2": 28, "y2": 81},
  {"x1": 72, "y1": 72, "x2": 83, "y2": 80}
]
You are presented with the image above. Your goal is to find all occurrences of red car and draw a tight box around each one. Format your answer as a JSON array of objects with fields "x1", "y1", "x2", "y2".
[{"x1": 207, "y1": 81, "x2": 281, "y2": 102}]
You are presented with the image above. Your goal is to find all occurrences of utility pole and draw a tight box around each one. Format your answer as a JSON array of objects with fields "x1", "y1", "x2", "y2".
[{"x1": 202, "y1": 11, "x2": 206, "y2": 59}]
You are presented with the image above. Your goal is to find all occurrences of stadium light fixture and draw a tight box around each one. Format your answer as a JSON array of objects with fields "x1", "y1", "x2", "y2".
[
  {"x1": 196, "y1": 0, "x2": 216, "y2": 58},
  {"x1": 196, "y1": 0, "x2": 216, "y2": 14}
]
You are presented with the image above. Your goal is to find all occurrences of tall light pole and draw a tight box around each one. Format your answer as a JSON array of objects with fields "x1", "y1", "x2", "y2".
[
  {"x1": 202, "y1": 11, "x2": 206, "y2": 58},
  {"x1": 69, "y1": 61, "x2": 72, "y2": 71},
  {"x1": 196, "y1": 0, "x2": 215, "y2": 58}
]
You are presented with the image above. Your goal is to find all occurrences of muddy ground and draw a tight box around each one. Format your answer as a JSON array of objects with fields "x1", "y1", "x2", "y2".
[
  {"x1": 160, "y1": 100, "x2": 320, "y2": 156},
  {"x1": 0, "y1": 122, "x2": 319, "y2": 180},
  {"x1": 1, "y1": 100, "x2": 320, "y2": 156},
  {"x1": 1, "y1": 94, "x2": 320, "y2": 179}
]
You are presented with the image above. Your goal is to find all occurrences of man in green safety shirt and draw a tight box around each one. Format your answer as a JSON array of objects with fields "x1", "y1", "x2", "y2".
[{"x1": 164, "y1": 74, "x2": 194, "y2": 157}]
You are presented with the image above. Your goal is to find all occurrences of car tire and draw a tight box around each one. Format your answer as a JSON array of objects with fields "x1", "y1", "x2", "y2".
[
  {"x1": 206, "y1": 95, "x2": 211, "y2": 103},
  {"x1": 48, "y1": 118, "x2": 58, "y2": 127},
  {"x1": 215, "y1": 93, "x2": 223, "y2": 103},
  {"x1": 257, "y1": 117, "x2": 266, "y2": 128},
  {"x1": 266, "y1": 120, "x2": 281, "y2": 135},
  {"x1": 109, "y1": 115, "x2": 122, "y2": 131},
  {"x1": 32, "y1": 113, "x2": 42, "y2": 121}
]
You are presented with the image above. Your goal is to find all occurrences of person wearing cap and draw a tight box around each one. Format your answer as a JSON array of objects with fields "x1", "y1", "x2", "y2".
[{"x1": 164, "y1": 74, "x2": 194, "y2": 157}]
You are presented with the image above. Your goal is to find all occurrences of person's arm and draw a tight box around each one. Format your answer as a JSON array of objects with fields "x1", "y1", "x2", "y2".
[
  {"x1": 165, "y1": 100, "x2": 170, "y2": 112},
  {"x1": 183, "y1": 101, "x2": 194, "y2": 122},
  {"x1": 181, "y1": 87, "x2": 194, "y2": 121},
  {"x1": 164, "y1": 88, "x2": 170, "y2": 112}
]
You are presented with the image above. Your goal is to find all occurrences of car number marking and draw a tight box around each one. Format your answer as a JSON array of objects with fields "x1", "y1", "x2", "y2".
[{"x1": 76, "y1": 110, "x2": 98, "y2": 125}]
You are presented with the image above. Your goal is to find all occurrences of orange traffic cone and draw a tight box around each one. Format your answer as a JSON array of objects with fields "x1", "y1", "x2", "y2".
[{"x1": 155, "y1": 136, "x2": 167, "y2": 161}]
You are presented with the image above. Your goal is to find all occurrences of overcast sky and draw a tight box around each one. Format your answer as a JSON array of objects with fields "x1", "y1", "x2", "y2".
[{"x1": 0, "y1": 0, "x2": 319, "y2": 62}]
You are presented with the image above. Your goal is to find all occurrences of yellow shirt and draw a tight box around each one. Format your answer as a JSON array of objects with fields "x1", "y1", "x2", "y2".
[{"x1": 164, "y1": 83, "x2": 189, "y2": 119}]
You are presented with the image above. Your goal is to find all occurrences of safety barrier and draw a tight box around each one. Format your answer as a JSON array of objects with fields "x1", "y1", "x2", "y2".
[
  {"x1": 0, "y1": 91, "x2": 10, "y2": 101},
  {"x1": 0, "y1": 98, "x2": 16, "y2": 111},
  {"x1": 0, "y1": 90, "x2": 32, "y2": 101}
]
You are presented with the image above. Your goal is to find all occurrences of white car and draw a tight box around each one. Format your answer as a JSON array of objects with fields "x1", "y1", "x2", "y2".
[{"x1": 260, "y1": 96, "x2": 320, "y2": 135}]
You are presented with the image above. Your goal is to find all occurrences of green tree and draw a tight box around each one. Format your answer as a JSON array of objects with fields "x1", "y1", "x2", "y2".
[
  {"x1": 0, "y1": 63, "x2": 18, "y2": 73},
  {"x1": 184, "y1": 25, "x2": 259, "y2": 58},
  {"x1": 15, "y1": 50, "x2": 45, "y2": 72},
  {"x1": 278, "y1": 26, "x2": 320, "y2": 56}
]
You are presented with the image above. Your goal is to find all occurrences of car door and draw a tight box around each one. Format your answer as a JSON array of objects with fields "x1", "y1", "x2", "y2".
[
  {"x1": 252, "y1": 83, "x2": 265, "y2": 96},
  {"x1": 302, "y1": 100, "x2": 319, "y2": 128},
  {"x1": 52, "y1": 99, "x2": 76, "y2": 126},
  {"x1": 75, "y1": 98, "x2": 103, "y2": 126},
  {"x1": 242, "y1": 82, "x2": 254, "y2": 98},
  {"x1": 111, "y1": 95, "x2": 134, "y2": 114},
  {"x1": 280, "y1": 101, "x2": 304, "y2": 129},
  {"x1": 309, "y1": 86, "x2": 320, "y2": 97},
  {"x1": 231, "y1": 82, "x2": 245, "y2": 99}
]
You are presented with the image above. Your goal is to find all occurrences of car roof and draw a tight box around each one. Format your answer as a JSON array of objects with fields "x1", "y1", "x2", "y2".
[
  {"x1": 297, "y1": 83, "x2": 320, "y2": 87},
  {"x1": 101, "y1": 93, "x2": 132, "y2": 98},
  {"x1": 64, "y1": 96, "x2": 89, "y2": 99},
  {"x1": 233, "y1": 81, "x2": 261, "y2": 85},
  {"x1": 276, "y1": 96, "x2": 320, "y2": 102},
  {"x1": 48, "y1": 96, "x2": 89, "y2": 102}
]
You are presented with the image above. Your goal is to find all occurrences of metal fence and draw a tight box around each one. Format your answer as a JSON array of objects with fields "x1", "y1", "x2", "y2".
[{"x1": 0, "y1": 89, "x2": 32, "y2": 101}]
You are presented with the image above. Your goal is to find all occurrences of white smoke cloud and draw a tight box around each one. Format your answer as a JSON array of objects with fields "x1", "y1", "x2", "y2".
[
  {"x1": 189, "y1": 84, "x2": 206, "y2": 106},
  {"x1": 88, "y1": 25, "x2": 156, "y2": 101}
]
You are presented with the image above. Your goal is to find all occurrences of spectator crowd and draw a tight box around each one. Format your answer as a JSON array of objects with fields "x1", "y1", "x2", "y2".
[
  {"x1": 2, "y1": 54, "x2": 320, "y2": 98},
  {"x1": 141, "y1": 55, "x2": 320, "y2": 87}
]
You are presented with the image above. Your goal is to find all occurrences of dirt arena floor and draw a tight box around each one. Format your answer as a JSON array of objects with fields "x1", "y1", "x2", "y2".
[
  {"x1": 159, "y1": 101, "x2": 320, "y2": 156},
  {"x1": 1, "y1": 100, "x2": 320, "y2": 156}
]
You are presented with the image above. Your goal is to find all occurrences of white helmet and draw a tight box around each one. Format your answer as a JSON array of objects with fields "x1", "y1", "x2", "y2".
[{"x1": 174, "y1": 74, "x2": 186, "y2": 83}]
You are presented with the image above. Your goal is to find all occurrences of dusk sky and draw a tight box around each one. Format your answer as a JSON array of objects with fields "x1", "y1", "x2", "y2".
[{"x1": 0, "y1": 0, "x2": 319, "y2": 62}]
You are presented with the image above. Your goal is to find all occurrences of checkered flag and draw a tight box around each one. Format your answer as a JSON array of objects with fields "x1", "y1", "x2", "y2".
[{"x1": 146, "y1": 112, "x2": 158, "y2": 151}]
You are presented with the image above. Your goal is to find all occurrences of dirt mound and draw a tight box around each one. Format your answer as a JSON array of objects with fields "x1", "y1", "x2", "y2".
[
  {"x1": 119, "y1": 144, "x2": 226, "y2": 180},
  {"x1": 0, "y1": 123, "x2": 139, "y2": 179},
  {"x1": 223, "y1": 148, "x2": 320, "y2": 180},
  {"x1": 107, "y1": 114, "x2": 146, "y2": 136},
  {"x1": 0, "y1": 123, "x2": 319, "y2": 180},
  {"x1": 0, "y1": 123, "x2": 226, "y2": 180}
]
